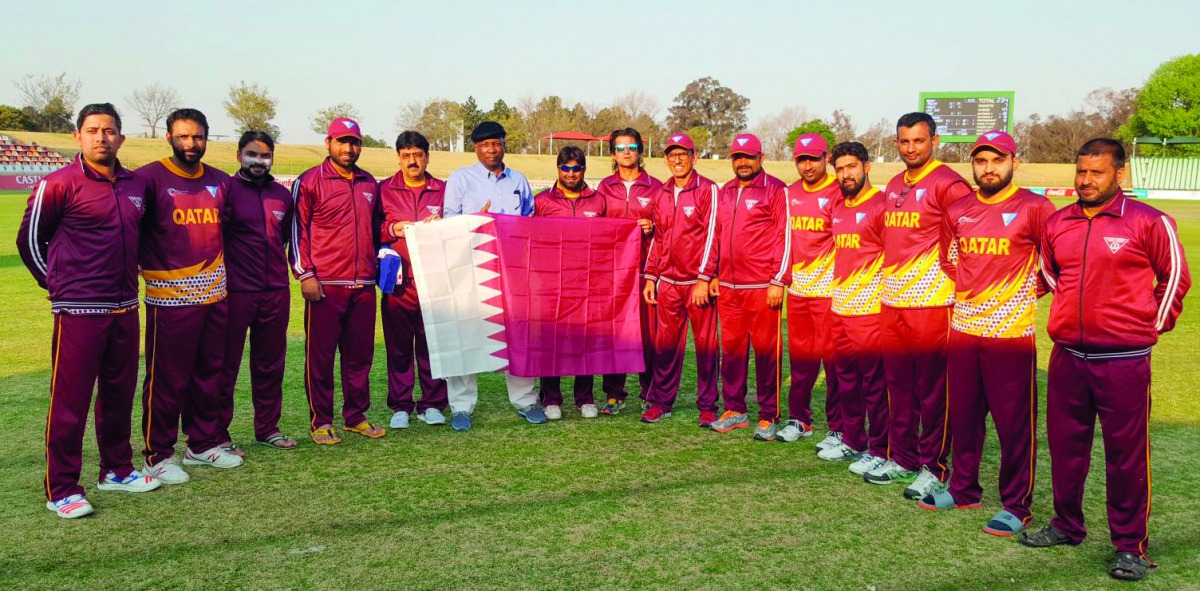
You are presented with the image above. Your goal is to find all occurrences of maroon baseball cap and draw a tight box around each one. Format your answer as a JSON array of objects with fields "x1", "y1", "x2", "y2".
[
  {"x1": 664, "y1": 133, "x2": 695, "y2": 152},
  {"x1": 972, "y1": 130, "x2": 1017, "y2": 156},
  {"x1": 327, "y1": 117, "x2": 362, "y2": 140},
  {"x1": 729, "y1": 133, "x2": 762, "y2": 157},
  {"x1": 792, "y1": 133, "x2": 828, "y2": 159}
]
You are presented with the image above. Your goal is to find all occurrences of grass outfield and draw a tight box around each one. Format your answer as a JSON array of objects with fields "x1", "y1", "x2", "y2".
[
  {"x1": 0, "y1": 190, "x2": 1197, "y2": 590},
  {"x1": 6, "y1": 130, "x2": 1080, "y2": 188}
]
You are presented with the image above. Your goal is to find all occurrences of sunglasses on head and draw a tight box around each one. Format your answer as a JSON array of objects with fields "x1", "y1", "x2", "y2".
[
  {"x1": 559, "y1": 165, "x2": 584, "y2": 173},
  {"x1": 613, "y1": 143, "x2": 640, "y2": 153}
]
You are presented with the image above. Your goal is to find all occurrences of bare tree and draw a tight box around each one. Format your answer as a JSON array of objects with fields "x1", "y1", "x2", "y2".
[
  {"x1": 752, "y1": 105, "x2": 811, "y2": 160},
  {"x1": 858, "y1": 118, "x2": 899, "y2": 162},
  {"x1": 829, "y1": 109, "x2": 856, "y2": 143},
  {"x1": 13, "y1": 72, "x2": 80, "y2": 132},
  {"x1": 394, "y1": 99, "x2": 427, "y2": 132},
  {"x1": 126, "y1": 83, "x2": 180, "y2": 138},
  {"x1": 614, "y1": 90, "x2": 662, "y2": 122}
]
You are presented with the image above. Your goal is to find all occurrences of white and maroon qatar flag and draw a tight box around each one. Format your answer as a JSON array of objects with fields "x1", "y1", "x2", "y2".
[{"x1": 406, "y1": 214, "x2": 645, "y2": 379}]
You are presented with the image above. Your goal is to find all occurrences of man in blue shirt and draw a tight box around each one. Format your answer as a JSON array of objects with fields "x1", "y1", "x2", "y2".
[{"x1": 442, "y1": 121, "x2": 545, "y2": 431}]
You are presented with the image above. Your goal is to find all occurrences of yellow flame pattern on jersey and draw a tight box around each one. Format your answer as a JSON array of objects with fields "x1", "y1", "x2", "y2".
[
  {"x1": 832, "y1": 255, "x2": 884, "y2": 316},
  {"x1": 142, "y1": 255, "x2": 228, "y2": 306},
  {"x1": 951, "y1": 253, "x2": 1039, "y2": 338},
  {"x1": 788, "y1": 250, "x2": 834, "y2": 298},
  {"x1": 882, "y1": 247, "x2": 955, "y2": 308}
]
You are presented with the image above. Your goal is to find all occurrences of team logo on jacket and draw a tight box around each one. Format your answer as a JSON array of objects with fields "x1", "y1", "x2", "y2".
[
  {"x1": 1001, "y1": 212, "x2": 1018, "y2": 227},
  {"x1": 364, "y1": 192, "x2": 374, "y2": 203},
  {"x1": 1104, "y1": 236, "x2": 1129, "y2": 254},
  {"x1": 791, "y1": 198, "x2": 801, "y2": 205},
  {"x1": 832, "y1": 217, "x2": 843, "y2": 225},
  {"x1": 205, "y1": 185, "x2": 218, "y2": 198},
  {"x1": 583, "y1": 212, "x2": 598, "y2": 218},
  {"x1": 683, "y1": 206, "x2": 695, "y2": 217},
  {"x1": 958, "y1": 215, "x2": 979, "y2": 224},
  {"x1": 427, "y1": 205, "x2": 441, "y2": 215},
  {"x1": 637, "y1": 197, "x2": 651, "y2": 208},
  {"x1": 273, "y1": 211, "x2": 285, "y2": 221},
  {"x1": 744, "y1": 199, "x2": 758, "y2": 210},
  {"x1": 914, "y1": 188, "x2": 926, "y2": 202},
  {"x1": 855, "y1": 212, "x2": 866, "y2": 224},
  {"x1": 817, "y1": 198, "x2": 829, "y2": 208},
  {"x1": 127, "y1": 196, "x2": 143, "y2": 210}
]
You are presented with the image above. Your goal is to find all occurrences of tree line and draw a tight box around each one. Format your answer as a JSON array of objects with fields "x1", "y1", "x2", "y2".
[{"x1": 4, "y1": 54, "x2": 1198, "y2": 162}]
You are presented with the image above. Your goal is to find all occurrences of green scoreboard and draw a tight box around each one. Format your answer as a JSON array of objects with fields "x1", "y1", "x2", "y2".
[{"x1": 918, "y1": 91, "x2": 1015, "y2": 143}]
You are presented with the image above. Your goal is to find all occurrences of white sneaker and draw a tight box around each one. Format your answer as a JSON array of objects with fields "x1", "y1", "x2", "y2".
[
  {"x1": 183, "y1": 446, "x2": 244, "y2": 469},
  {"x1": 903, "y1": 466, "x2": 941, "y2": 500},
  {"x1": 46, "y1": 493, "x2": 93, "y2": 519},
  {"x1": 848, "y1": 454, "x2": 886, "y2": 476},
  {"x1": 145, "y1": 457, "x2": 190, "y2": 484},
  {"x1": 418, "y1": 408, "x2": 446, "y2": 425},
  {"x1": 580, "y1": 404, "x2": 599, "y2": 419},
  {"x1": 815, "y1": 431, "x2": 842, "y2": 452},
  {"x1": 544, "y1": 405, "x2": 563, "y2": 420},
  {"x1": 775, "y1": 419, "x2": 814, "y2": 443},
  {"x1": 817, "y1": 442, "x2": 863, "y2": 462},
  {"x1": 390, "y1": 411, "x2": 410, "y2": 429},
  {"x1": 96, "y1": 470, "x2": 162, "y2": 493}
]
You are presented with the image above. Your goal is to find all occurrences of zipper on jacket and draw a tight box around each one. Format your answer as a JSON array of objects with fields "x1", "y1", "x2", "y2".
[
  {"x1": 1078, "y1": 218, "x2": 1093, "y2": 356},
  {"x1": 730, "y1": 187, "x2": 741, "y2": 284},
  {"x1": 350, "y1": 176, "x2": 360, "y2": 283},
  {"x1": 110, "y1": 180, "x2": 131, "y2": 304},
  {"x1": 257, "y1": 182, "x2": 271, "y2": 287}
]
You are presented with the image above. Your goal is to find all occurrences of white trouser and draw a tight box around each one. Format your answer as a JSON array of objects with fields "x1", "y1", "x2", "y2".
[{"x1": 446, "y1": 372, "x2": 538, "y2": 414}]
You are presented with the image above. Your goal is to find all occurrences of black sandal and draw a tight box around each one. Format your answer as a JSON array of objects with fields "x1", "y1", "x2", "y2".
[
  {"x1": 1017, "y1": 525, "x2": 1079, "y2": 548},
  {"x1": 1110, "y1": 552, "x2": 1157, "y2": 582}
]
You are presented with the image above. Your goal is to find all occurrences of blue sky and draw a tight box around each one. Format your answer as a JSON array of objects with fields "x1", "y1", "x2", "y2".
[{"x1": 2, "y1": 0, "x2": 1196, "y2": 143}]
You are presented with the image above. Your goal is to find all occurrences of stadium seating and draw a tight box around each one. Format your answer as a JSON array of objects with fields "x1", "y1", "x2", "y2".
[{"x1": 0, "y1": 136, "x2": 71, "y2": 173}]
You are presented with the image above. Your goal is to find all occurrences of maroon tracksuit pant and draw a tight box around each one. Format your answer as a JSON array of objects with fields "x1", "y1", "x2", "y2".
[
  {"x1": 219, "y1": 288, "x2": 289, "y2": 442},
  {"x1": 142, "y1": 302, "x2": 227, "y2": 465},
  {"x1": 303, "y1": 286, "x2": 375, "y2": 429},
  {"x1": 646, "y1": 281, "x2": 719, "y2": 413},
  {"x1": 540, "y1": 375, "x2": 623, "y2": 408},
  {"x1": 786, "y1": 295, "x2": 839, "y2": 428},
  {"x1": 881, "y1": 305, "x2": 952, "y2": 479},
  {"x1": 831, "y1": 313, "x2": 888, "y2": 457},
  {"x1": 381, "y1": 285, "x2": 447, "y2": 413},
  {"x1": 946, "y1": 331, "x2": 1037, "y2": 521},
  {"x1": 718, "y1": 287, "x2": 782, "y2": 422},
  {"x1": 44, "y1": 312, "x2": 139, "y2": 501},
  {"x1": 1047, "y1": 346, "x2": 1153, "y2": 556},
  {"x1": 629, "y1": 296, "x2": 657, "y2": 400}
]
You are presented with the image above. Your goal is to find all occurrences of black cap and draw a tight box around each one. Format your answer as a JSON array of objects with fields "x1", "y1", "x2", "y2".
[{"x1": 471, "y1": 121, "x2": 506, "y2": 143}]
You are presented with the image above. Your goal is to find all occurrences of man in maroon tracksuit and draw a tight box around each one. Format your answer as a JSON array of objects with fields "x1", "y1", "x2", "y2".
[
  {"x1": 137, "y1": 108, "x2": 242, "y2": 483},
  {"x1": 594, "y1": 127, "x2": 661, "y2": 414},
  {"x1": 706, "y1": 134, "x2": 790, "y2": 441},
  {"x1": 641, "y1": 133, "x2": 721, "y2": 427},
  {"x1": 291, "y1": 117, "x2": 384, "y2": 444},
  {"x1": 18, "y1": 103, "x2": 162, "y2": 518},
  {"x1": 533, "y1": 146, "x2": 611, "y2": 420},
  {"x1": 377, "y1": 131, "x2": 449, "y2": 430},
  {"x1": 218, "y1": 130, "x2": 296, "y2": 450},
  {"x1": 1020, "y1": 139, "x2": 1190, "y2": 582}
]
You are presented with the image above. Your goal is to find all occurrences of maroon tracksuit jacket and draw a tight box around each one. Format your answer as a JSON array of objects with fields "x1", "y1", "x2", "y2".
[
  {"x1": 643, "y1": 173, "x2": 721, "y2": 413},
  {"x1": 377, "y1": 172, "x2": 449, "y2": 414},
  {"x1": 1040, "y1": 191, "x2": 1190, "y2": 556},
  {"x1": 219, "y1": 172, "x2": 294, "y2": 441},
  {"x1": 17, "y1": 156, "x2": 145, "y2": 501},
  {"x1": 532, "y1": 183, "x2": 621, "y2": 407},
  {"x1": 596, "y1": 170, "x2": 662, "y2": 399},
  {"x1": 707, "y1": 170, "x2": 790, "y2": 422},
  {"x1": 136, "y1": 159, "x2": 231, "y2": 464},
  {"x1": 291, "y1": 158, "x2": 380, "y2": 429}
]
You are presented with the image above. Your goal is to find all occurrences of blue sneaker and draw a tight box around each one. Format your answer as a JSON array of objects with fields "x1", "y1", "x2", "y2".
[
  {"x1": 517, "y1": 404, "x2": 547, "y2": 424},
  {"x1": 417, "y1": 408, "x2": 446, "y2": 426},
  {"x1": 451, "y1": 412, "x2": 472, "y2": 432}
]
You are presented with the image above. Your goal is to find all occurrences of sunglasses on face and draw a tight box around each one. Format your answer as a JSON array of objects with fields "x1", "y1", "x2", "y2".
[
  {"x1": 559, "y1": 165, "x2": 584, "y2": 173},
  {"x1": 613, "y1": 143, "x2": 640, "y2": 153}
]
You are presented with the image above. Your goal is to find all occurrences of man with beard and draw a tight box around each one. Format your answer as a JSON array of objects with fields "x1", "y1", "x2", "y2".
[
  {"x1": 865, "y1": 113, "x2": 973, "y2": 500},
  {"x1": 821, "y1": 142, "x2": 889, "y2": 477},
  {"x1": 218, "y1": 130, "x2": 297, "y2": 451},
  {"x1": 705, "y1": 134, "x2": 790, "y2": 441},
  {"x1": 1020, "y1": 139, "x2": 1190, "y2": 582},
  {"x1": 594, "y1": 128, "x2": 661, "y2": 415},
  {"x1": 532, "y1": 146, "x2": 608, "y2": 420},
  {"x1": 919, "y1": 131, "x2": 1055, "y2": 537},
  {"x1": 18, "y1": 103, "x2": 162, "y2": 518},
  {"x1": 780, "y1": 133, "x2": 842, "y2": 446},
  {"x1": 442, "y1": 121, "x2": 546, "y2": 431},
  {"x1": 291, "y1": 118, "x2": 385, "y2": 444},
  {"x1": 377, "y1": 131, "x2": 449, "y2": 430},
  {"x1": 136, "y1": 108, "x2": 242, "y2": 483},
  {"x1": 641, "y1": 133, "x2": 721, "y2": 427}
]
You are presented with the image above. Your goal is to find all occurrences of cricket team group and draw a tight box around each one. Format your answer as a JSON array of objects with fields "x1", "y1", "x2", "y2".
[{"x1": 17, "y1": 100, "x2": 1191, "y2": 581}]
